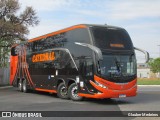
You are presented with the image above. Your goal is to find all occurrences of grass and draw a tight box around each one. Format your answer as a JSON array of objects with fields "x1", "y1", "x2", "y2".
[{"x1": 137, "y1": 78, "x2": 160, "y2": 85}]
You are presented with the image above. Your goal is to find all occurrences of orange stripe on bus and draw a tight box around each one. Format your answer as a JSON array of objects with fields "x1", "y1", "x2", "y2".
[
  {"x1": 35, "y1": 88, "x2": 57, "y2": 93},
  {"x1": 10, "y1": 56, "x2": 18, "y2": 85},
  {"x1": 22, "y1": 46, "x2": 32, "y2": 86},
  {"x1": 22, "y1": 48, "x2": 25, "y2": 78},
  {"x1": 28, "y1": 25, "x2": 87, "y2": 43},
  {"x1": 23, "y1": 47, "x2": 35, "y2": 87}
]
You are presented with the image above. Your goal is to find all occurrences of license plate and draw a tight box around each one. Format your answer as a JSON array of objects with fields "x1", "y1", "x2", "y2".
[{"x1": 119, "y1": 94, "x2": 126, "y2": 98}]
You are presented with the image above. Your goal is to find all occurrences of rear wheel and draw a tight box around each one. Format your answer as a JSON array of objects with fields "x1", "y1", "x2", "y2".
[
  {"x1": 57, "y1": 83, "x2": 69, "y2": 99},
  {"x1": 68, "y1": 83, "x2": 83, "y2": 101},
  {"x1": 18, "y1": 79, "x2": 23, "y2": 92},
  {"x1": 22, "y1": 79, "x2": 28, "y2": 93}
]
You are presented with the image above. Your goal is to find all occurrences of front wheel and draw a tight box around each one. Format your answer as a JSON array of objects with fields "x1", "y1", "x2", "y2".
[{"x1": 68, "y1": 83, "x2": 83, "y2": 101}]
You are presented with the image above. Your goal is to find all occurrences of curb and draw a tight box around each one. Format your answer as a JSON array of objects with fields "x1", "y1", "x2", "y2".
[{"x1": 0, "y1": 86, "x2": 12, "y2": 89}]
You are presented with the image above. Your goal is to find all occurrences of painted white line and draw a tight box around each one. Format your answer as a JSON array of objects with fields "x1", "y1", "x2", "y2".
[
  {"x1": 68, "y1": 101, "x2": 86, "y2": 105},
  {"x1": 0, "y1": 86, "x2": 12, "y2": 89}
]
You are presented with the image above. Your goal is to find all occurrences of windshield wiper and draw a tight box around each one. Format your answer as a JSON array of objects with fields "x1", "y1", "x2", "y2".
[{"x1": 113, "y1": 57, "x2": 122, "y2": 77}]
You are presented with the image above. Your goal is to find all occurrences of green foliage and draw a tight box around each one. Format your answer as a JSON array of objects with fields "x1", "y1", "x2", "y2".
[
  {"x1": 0, "y1": 0, "x2": 39, "y2": 68},
  {"x1": 148, "y1": 58, "x2": 160, "y2": 73}
]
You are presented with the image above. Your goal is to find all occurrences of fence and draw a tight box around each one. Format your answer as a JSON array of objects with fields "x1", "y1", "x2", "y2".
[{"x1": 0, "y1": 68, "x2": 10, "y2": 86}]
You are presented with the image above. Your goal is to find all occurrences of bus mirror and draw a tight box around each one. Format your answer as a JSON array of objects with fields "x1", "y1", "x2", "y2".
[
  {"x1": 134, "y1": 47, "x2": 150, "y2": 63},
  {"x1": 75, "y1": 42, "x2": 103, "y2": 60}
]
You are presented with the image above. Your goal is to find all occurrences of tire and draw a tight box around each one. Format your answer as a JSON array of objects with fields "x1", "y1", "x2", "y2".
[
  {"x1": 18, "y1": 79, "x2": 23, "y2": 92},
  {"x1": 68, "y1": 83, "x2": 83, "y2": 101},
  {"x1": 57, "y1": 83, "x2": 69, "y2": 99},
  {"x1": 22, "y1": 79, "x2": 28, "y2": 93}
]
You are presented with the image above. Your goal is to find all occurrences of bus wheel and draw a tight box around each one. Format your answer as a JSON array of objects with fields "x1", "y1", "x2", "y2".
[
  {"x1": 68, "y1": 83, "x2": 83, "y2": 101},
  {"x1": 18, "y1": 79, "x2": 23, "y2": 92},
  {"x1": 57, "y1": 83, "x2": 69, "y2": 99},
  {"x1": 22, "y1": 79, "x2": 28, "y2": 93}
]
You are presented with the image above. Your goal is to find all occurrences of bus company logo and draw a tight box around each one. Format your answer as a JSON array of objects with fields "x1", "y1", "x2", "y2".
[{"x1": 32, "y1": 52, "x2": 55, "y2": 63}]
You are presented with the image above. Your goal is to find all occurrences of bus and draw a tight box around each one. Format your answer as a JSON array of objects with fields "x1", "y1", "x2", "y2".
[{"x1": 10, "y1": 24, "x2": 149, "y2": 101}]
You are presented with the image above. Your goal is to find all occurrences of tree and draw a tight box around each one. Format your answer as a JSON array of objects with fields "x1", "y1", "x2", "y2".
[
  {"x1": 0, "y1": 0, "x2": 39, "y2": 67},
  {"x1": 148, "y1": 58, "x2": 160, "y2": 74}
]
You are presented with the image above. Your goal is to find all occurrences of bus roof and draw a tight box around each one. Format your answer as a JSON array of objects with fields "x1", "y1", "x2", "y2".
[{"x1": 28, "y1": 24, "x2": 124, "y2": 43}]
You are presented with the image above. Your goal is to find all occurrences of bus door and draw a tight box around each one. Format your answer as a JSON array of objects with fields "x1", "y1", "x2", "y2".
[{"x1": 79, "y1": 57, "x2": 94, "y2": 88}]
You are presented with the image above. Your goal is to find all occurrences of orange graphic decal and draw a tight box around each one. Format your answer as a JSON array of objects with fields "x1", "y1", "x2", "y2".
[{"x1": 32, "y1": 52, "x2": 55, "y2": 62}]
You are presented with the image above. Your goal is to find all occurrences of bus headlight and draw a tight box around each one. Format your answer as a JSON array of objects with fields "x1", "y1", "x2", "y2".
[{"x1": 95, "y1": 81, "x2": 107, "y2": 89}]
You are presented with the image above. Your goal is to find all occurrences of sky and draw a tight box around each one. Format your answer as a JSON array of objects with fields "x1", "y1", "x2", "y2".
[{"x1": 19, "y1": 0, "x2": 160, "y2": 62}]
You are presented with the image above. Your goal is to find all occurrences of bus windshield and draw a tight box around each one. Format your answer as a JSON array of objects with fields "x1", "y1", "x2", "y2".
[{"x1": 100, "y1": 54, "x2": 136, "y2": 78}]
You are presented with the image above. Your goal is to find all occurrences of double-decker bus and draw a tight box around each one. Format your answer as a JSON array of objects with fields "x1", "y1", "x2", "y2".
[{"x1": 10, "y1": 24, "x2": 149, "y2": 101}]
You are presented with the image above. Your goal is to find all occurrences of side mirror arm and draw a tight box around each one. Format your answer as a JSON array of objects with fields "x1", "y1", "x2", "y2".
[
  {"x1": 134, "y1": 47, "x2": 150, "y2": 63},
  {"x1": 75, "y1": 42, "x2": 103, "y2": 60}
]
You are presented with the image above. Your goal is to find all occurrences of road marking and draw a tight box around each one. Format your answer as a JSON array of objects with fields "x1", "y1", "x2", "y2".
[
  {"x1": 0, "y1": 86, "x2": 12, "y2": 89},
  {"x1": 68, "y1": 101, "x2": 86, "y2": 105}
]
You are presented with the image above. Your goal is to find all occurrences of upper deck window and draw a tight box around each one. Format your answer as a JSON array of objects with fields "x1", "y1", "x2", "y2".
[{"x1": 91, "y1": 27, "x2": 133, "y2": 51}]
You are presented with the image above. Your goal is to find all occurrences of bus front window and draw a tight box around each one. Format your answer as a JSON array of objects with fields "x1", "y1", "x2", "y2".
[{"x1": 99, "y1": 55, "x2": 136, "y2": 78}]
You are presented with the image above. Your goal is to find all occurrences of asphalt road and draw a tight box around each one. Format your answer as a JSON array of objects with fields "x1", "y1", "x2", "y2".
[{"x1": 0, "y1": 86, "x2": 160, "y2": 120}]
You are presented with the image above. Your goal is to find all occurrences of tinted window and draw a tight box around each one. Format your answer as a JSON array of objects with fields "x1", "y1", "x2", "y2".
[
  {"x1": 28, "y1": 33, "x2": 67, "y2": 53},
  {"x1": 27, "y1": 28, "x2": 90, "y2": 53},
  {"x1": 91, "y1": 27, "x2": 133, "y2": 50},
  {"x1": 66, "y1": 28, "x2": 90, "y2": 44},
  {"x1": 100, "y1": 54, "x2": 136, "y2": 78},
  {"x1": 65, "y1": 28, "x2": 93, "y2": 58}
]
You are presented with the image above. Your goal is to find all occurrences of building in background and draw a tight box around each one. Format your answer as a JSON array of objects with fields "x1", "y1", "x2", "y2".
[
  {"x1": 137, "y1": 63, "x2": 150, "y2": 78},
  {"x1": 137, "y1": 63, "x2": 158, "y2": 78}
]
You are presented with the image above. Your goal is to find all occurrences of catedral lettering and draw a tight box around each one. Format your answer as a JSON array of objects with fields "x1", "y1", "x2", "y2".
[
  {"x1": 10, "y1": 24, "x2": 149, "y2": 101},
  {"x1": 32, "y1": 52, "x2": 55, "y2": 62}
]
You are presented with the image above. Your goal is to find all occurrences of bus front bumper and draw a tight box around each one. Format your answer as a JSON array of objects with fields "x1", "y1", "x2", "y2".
[
  {"x1": 78, "y1": 77, "x2": 137, "y2": 99},
  {"x1": 78, "y1": 85, "x2": 137, "y2": 99}
]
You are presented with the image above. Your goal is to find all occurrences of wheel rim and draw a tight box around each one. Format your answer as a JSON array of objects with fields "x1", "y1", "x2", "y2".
[
  {"x1": 23, "y1": 81, "x2": 26, "y2": 91},
  {"x1": 18, "y1": 82, "x2": 22, "y2": 91},
  {"x1": 60, "y1": 86, "x2": 67, "y2": 97},
  {"x1": 71, "y1": 86, "x2": 79, "y2": 98}
]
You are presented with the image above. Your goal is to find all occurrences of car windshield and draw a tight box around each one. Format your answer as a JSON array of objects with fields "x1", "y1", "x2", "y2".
[{"x1": 100, "y1": 54, "x2": 136, "y2": 78}]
